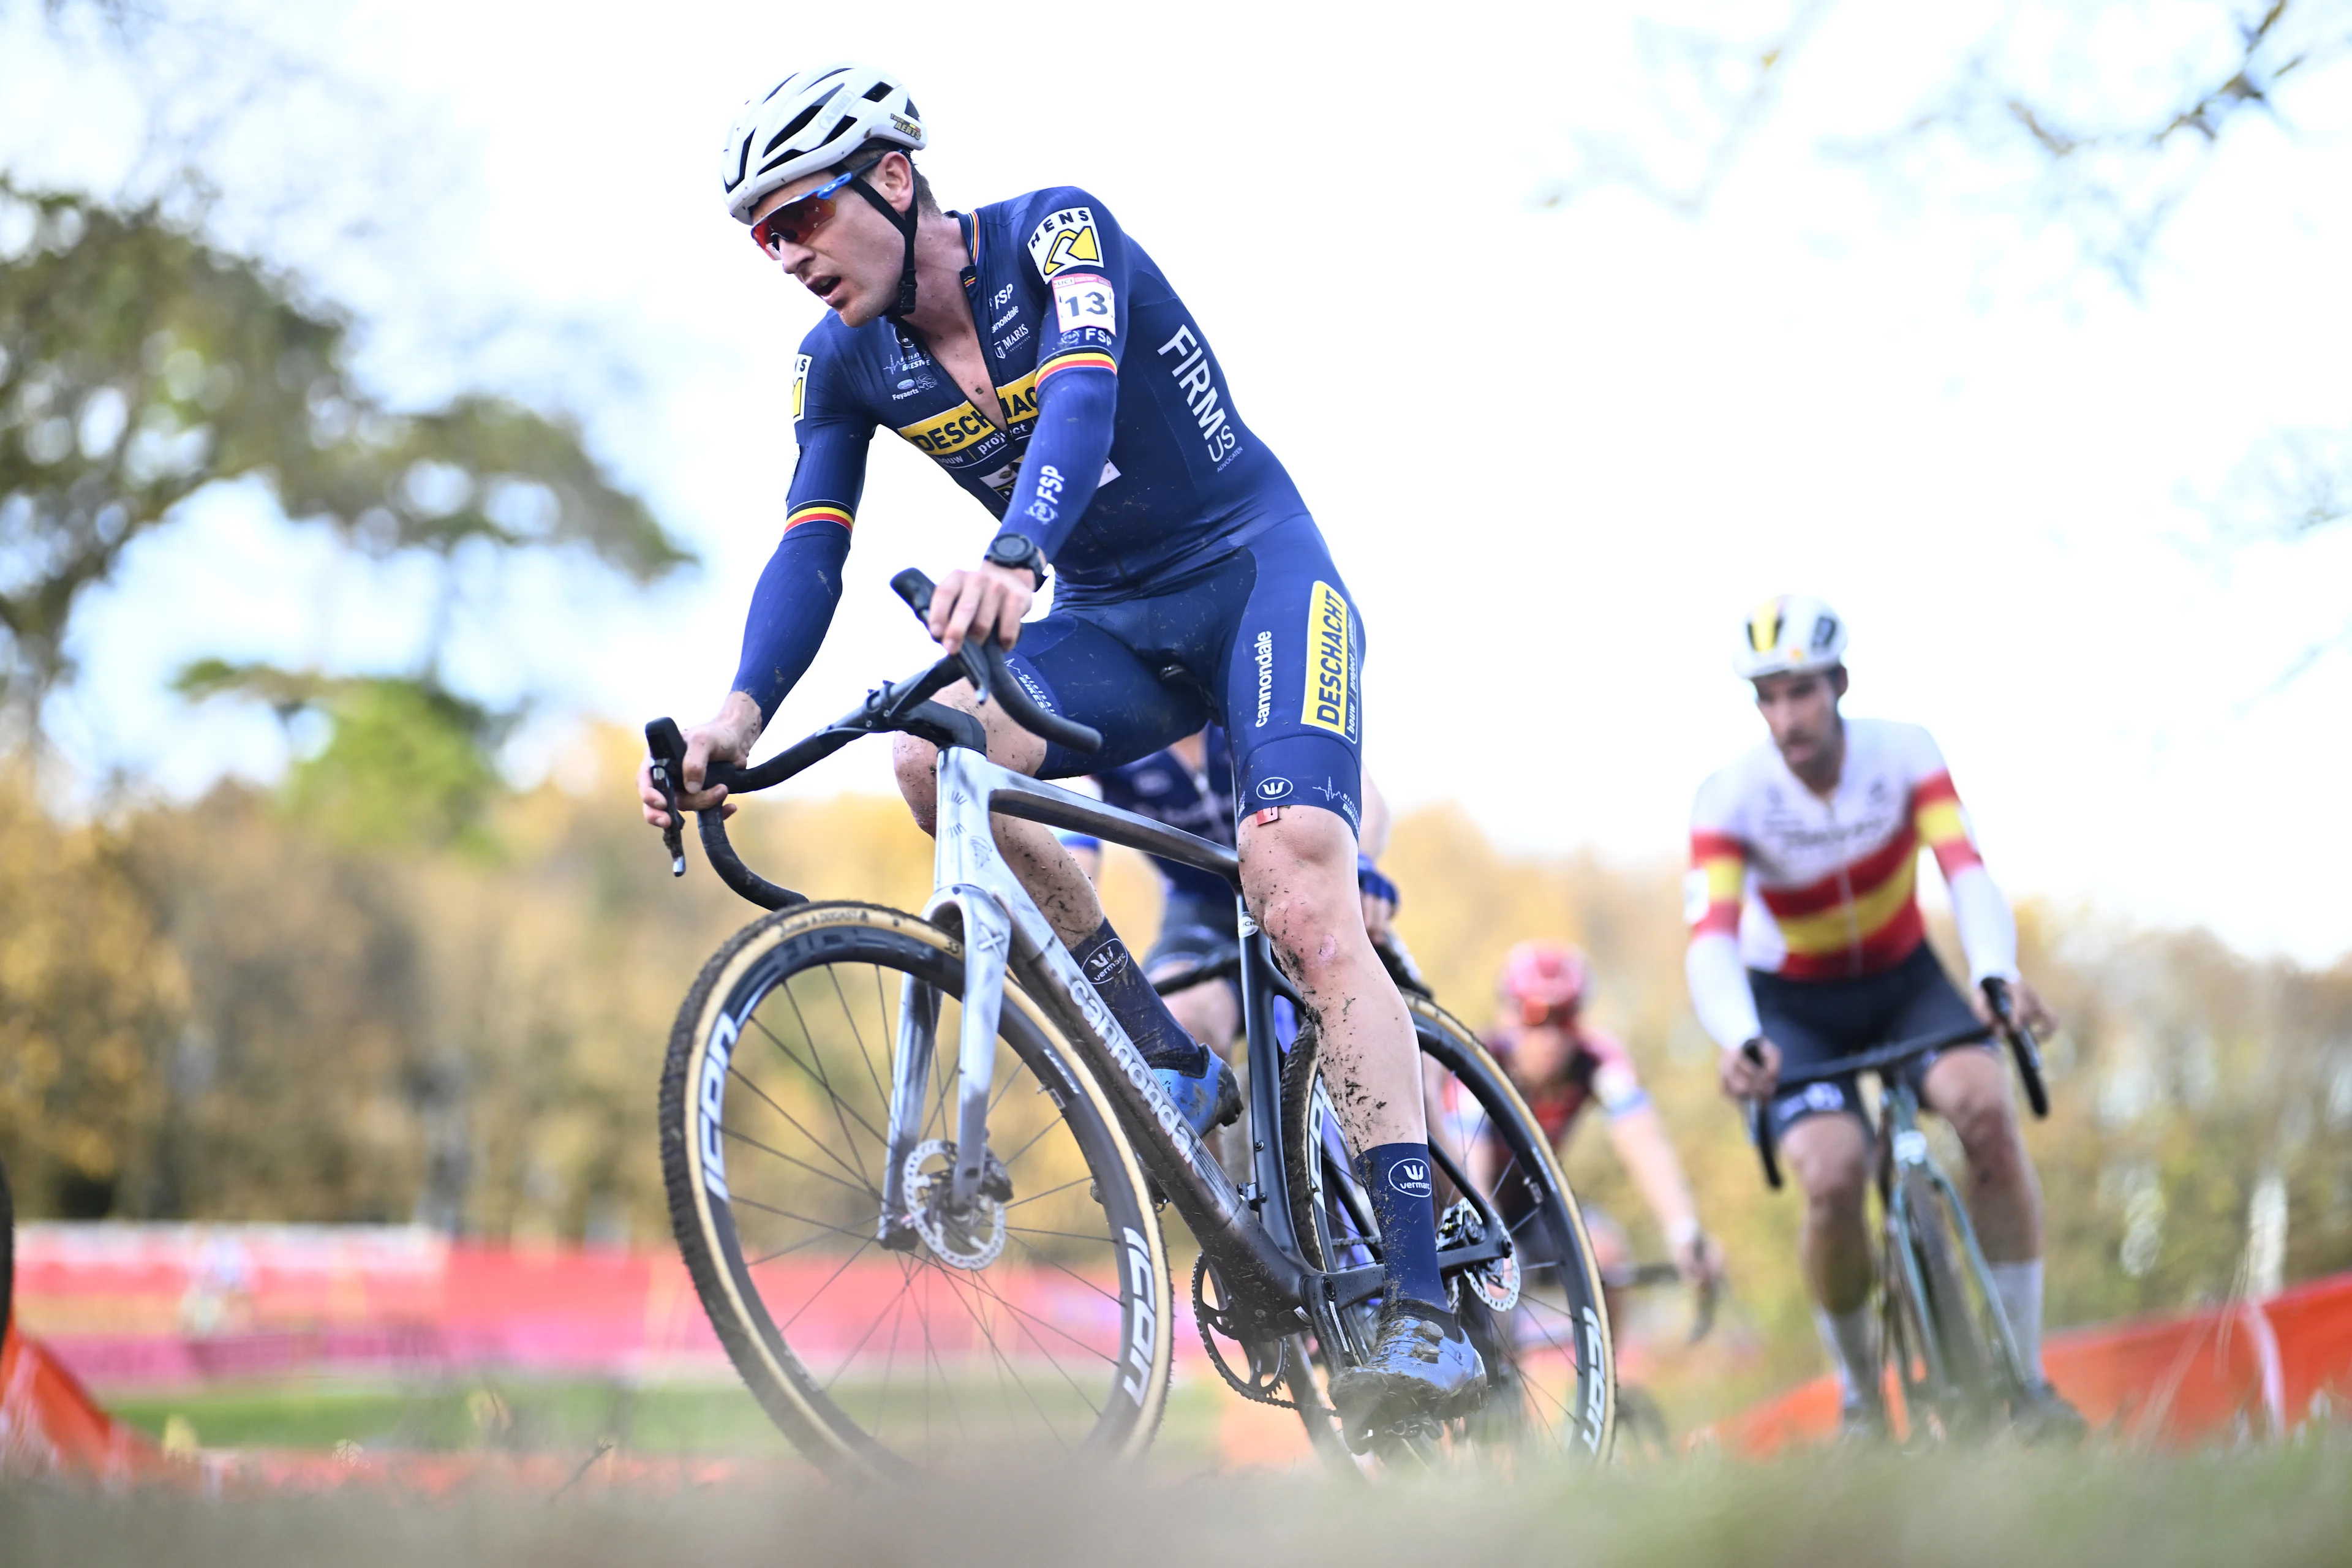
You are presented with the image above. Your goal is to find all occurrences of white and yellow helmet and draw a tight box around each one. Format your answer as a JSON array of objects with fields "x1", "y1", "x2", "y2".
[{"x1": 1733, "y1": 594, "x2": 1847, "y2": 680}]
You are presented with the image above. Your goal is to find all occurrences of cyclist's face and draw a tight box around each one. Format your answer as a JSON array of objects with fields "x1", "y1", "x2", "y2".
[
  {"x1": 1510, "y1": 1020, "x2": 1574, "y2": 1084},
  {"x1": 1754, "y1": 668, "x2": 1843, "y2": 770},
  {"x1": 749, "y1": 154, "x2": 915, "y2": 328}
]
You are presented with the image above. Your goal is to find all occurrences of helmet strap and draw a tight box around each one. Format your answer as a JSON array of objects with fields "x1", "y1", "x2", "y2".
[{"x1": 848, "y1": 173, "x2": 921, "y2": 320}]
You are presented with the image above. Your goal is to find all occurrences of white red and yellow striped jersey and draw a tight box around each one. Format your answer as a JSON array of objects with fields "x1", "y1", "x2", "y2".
[{"x1": 1684, "y1": 718, "x2": 2011, "y2": 984}]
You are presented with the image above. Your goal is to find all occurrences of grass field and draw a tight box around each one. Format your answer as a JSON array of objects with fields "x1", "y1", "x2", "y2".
[
  {"x1": 99, "y1": 1373, "x2": 1244, "y2": 1468},
  {"x1": 6, "y1": 1442, "x2": 2352, "y2": 1568}
]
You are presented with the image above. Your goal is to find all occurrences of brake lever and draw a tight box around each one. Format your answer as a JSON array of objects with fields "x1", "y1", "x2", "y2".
[
  {"x1": 891, "y1": 567, "x2": 998, "y2": 701},
  {"x1": 1689, "y1": 1271, "x2": 1721, "y2": 1346},
  {"x1": 1742, "y1": 1039, "x2": 1782, "y2": 1191},
  {"x1": 644, "y1": 717, "x2": 689, "y2": 878}
]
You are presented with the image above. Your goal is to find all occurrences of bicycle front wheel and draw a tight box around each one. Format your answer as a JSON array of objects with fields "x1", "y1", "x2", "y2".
[
  {"x1": 1281, "y1": 995, "x2": 1616, "y2": 1466},
  {"x1": 659, "y1": 902, "x2": 1172, "y2": 1477}
]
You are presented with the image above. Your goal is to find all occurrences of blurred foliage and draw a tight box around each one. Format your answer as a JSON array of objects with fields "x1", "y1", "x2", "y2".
[
  {"x1": 0, "y1": 729, "x2": 945, "y2": 1236},
  {"x1": 0, "y1": 181, "x2": 689, "y2": 714},
  {"x1": 0, "y1": 760, "x2": 185, "y2": 1218},
  {"x1": 176, "y1": 662, "x2": 512, "y2": 852}
]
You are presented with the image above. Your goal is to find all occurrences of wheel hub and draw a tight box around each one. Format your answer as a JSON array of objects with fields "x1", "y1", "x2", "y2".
[
  {"x1": 1439, "y1": 1199, "x2": 1521, "y2": 1313},
  {"x1": 902, "y1": 1138, "x2": 1006, "y2": 1269}
]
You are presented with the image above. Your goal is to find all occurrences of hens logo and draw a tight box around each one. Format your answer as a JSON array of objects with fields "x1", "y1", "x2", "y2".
[
  {"x1": 1027, "y1": 206, "x2": 1102, "y2": 279},
  {"x1": 789, "y1": 353, "x2": 811, "y2": 423}
]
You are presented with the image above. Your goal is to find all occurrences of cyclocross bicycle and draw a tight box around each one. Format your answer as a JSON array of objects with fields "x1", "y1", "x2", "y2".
[
  {"x1": 644, "y1": 571, "x2": 1613, "y2": 1477},
  {"x1": 1745, "y1": 982, "x2": 2051, "y2": 1441}
]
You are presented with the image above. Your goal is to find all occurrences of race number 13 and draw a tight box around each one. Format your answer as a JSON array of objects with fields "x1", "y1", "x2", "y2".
[{"x1": 1052, "y1": 274, "x2": 1116, "y2": 335}]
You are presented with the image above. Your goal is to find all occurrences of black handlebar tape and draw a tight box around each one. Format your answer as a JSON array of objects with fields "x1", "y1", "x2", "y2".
[
  {"x1": 888, "y1": 566, "x2": 1102, "y2": 755},
  {"x1": 644, "y1": 717, "x2": 688, "y2": 877},
  {"x1": 1983, "y1": 978, "x2": 2051, "y2": 1120},
  {"x1": 697, "y1": 810, "x2": 806, "y2": 912},
  {"x1": 1743, "y1": 1039, "x2": 1783, "y2": 1190},
  {"x1": 974, "y1": 639, "x2": 1102, "y2": 755}
]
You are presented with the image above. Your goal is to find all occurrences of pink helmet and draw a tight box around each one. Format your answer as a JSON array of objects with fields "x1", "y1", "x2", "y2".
[{"x1": 1501, "y1": 940, "x2": 1588, "y2": 1026}]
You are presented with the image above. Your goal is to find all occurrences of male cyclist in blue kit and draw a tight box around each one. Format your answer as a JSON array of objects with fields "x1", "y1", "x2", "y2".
[{"x1": 634, "y1": 64, "x2": 1478, "y2": 1441}]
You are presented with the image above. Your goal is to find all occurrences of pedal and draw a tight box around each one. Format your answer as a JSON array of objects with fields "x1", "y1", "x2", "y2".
[{"x1": 1357, "y1": 1411, "x2": 1445, "y2": 1460}]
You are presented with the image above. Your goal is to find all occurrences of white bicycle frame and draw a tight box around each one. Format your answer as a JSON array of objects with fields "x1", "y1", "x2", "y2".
[{"x1": 875, "y1": 746, "x2": 1320, "y2": 1311}]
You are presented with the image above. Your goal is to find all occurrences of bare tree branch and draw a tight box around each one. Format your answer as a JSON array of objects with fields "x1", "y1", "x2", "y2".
[{"x1": 1535, "y1": 0, "x2": 1838, "y2": 217}]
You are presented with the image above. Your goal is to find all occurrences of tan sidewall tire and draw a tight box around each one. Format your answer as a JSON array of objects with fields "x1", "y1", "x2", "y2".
[
  {"x1": 660, "y1": 901, "x2": 1171, "y2": 1476},
  {"x1": 1279, "y1": 993, "x2": 1617, "y2": 1463}
]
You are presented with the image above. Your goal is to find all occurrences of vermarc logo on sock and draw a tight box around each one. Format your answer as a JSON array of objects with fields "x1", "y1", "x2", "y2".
[
  {"x1": 1387, "y1": 1158, "x2": 1432, "y2": 1199},
  {"x1": 1082, "y1": 941, "x2": 1130, "y2": 984}
]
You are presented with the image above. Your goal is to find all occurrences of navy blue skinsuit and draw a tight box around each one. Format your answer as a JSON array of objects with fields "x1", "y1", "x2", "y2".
[{"x1": 732, "y1": 185, "x2": 1367, "y2": 831}]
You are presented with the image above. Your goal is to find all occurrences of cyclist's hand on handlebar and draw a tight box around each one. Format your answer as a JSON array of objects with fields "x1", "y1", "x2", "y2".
[
  {"x1": 1972, "y1": 974, "x2": 2059, "y2": 1037},
  {"x1": 1719, "y1": 1036, "x2": 1781, "y2": 1101},
  {"x1": 638, "y1": 692, "x2": 760, "y2": 828},
  {"x1": 1672, "y1": 1227, "x2": 1726, "y2": 1291},
  {"x1": 926, "y1": 561, "x2": 1035, "y2": 655}
]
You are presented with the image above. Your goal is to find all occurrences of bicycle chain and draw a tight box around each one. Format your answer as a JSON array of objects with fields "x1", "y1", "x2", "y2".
[{"x1": 1191, "y1": 1253, "x2": 1296, "y2": 1409}]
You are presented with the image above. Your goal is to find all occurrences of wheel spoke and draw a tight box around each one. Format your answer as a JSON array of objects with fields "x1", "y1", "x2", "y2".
[
  {"x1": 675, "y1": 931, "x2": 1148, "y2": 1472},
  {"x1": 726, "y1": 1063, "x2": 878, "y2": 1196}
]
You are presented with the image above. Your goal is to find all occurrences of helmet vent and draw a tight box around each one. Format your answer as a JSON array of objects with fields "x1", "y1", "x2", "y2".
[
  {"x1": 863, "y1": 81, "x2": 893, "y2": 102},
  {"x1": 764, "y1": 88, "x2": 840, "y2": 156}
]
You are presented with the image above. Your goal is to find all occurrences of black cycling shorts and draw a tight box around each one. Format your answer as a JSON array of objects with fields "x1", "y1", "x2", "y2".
[
  {"x1": 1004, "y1": 512, "x2": 1366, "y2": 835},
  {"x1": 1751, "y1": 943, "x2": 1991, "y2": 1139}
]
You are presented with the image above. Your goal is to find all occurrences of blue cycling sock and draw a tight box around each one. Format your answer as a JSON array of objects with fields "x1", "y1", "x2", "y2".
[
  {"x1": 1360, "y1": 1141, "x2": 1451, "y2": 1314},
  {"x1": 1070, "y1": 919, "x2": 1208, "y2": 1076}
]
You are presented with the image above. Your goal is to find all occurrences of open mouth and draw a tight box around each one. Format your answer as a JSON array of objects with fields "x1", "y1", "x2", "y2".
[{"x1": 806, "y1": 273, "x2": 845, "y2": 307}]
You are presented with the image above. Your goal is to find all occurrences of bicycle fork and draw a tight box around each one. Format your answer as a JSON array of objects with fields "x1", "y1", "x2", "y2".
[{"x1": 877, "y1": 888, "x2": 1014, "y2": 1246}]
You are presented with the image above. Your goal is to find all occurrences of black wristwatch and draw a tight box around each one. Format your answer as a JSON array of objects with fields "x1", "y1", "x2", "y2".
[{"x1": 983, "y1": 533, "x2": 1046, "y2": 589}]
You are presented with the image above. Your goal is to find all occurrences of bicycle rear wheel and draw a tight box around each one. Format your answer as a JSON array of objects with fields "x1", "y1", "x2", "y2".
[
  {"x1": 659, "y1": 902, "x2": 1172, "y2": 1477},
  {"x1": 1885, "y1": 1166, "x2": 1999, "y2": 1441},
  {"x1": 1280, "y1": 995, "x2": 1615, "y2": 1468}
]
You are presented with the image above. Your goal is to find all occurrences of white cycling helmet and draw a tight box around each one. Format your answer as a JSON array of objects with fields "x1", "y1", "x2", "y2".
[
  {"x1": 1732, "y1": 594, "x2": 1848, "y2": 679},
  {"x1": 720, "y1": 64, "x2": 925, "y2": 224}
]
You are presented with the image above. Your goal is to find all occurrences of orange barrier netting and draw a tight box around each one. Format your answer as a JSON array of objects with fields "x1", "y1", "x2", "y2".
[
  {"x1": 0, "y1": 1319, "x2": 167, "y2": 1482},
  {"x1": 1705, "y1": 1268, "x2": 2352, "y2": 1455}
]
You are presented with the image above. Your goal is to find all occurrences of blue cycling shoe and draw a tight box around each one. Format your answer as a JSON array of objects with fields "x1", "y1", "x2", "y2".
[
  {"x1": 1155, "y1": 1052, "x2": 1242, "y2": 1138},
  {"x1": 1329, "y1": 1301, "x2": 1488, "y2": 1450}
]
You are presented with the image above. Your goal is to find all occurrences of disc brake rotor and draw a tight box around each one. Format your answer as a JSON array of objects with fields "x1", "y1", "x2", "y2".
[
  {"x1": 902, "y1": 1138, "x2": 1006, "y2": 1270},
  {"x1": 1439, "y1": 1198, "x2": 1521, "y2": 1313}
]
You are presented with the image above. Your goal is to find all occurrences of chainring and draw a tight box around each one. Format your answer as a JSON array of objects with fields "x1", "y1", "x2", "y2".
[{"x1": 1191, "y1": 1253, "x2": 1294, "y2": 1408}]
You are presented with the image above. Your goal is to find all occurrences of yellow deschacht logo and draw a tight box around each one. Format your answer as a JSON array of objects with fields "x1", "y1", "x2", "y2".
[
  {"x1": 1746, "y1": 597, "x2": 1786, "y2": 654},
  {"x1": 1301, "y1": 581, "x2": 1352, "y2": 736}
]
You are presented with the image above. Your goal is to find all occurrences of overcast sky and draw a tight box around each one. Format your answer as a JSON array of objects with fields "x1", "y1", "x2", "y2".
[{"x1": 6, "y1": 1, "x2": 2350, "y2": 965}]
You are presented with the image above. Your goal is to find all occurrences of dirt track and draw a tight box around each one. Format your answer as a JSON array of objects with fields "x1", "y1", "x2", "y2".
[{"x1": 9, "y1": 1446, "x2": 2352, "y2": 1568}]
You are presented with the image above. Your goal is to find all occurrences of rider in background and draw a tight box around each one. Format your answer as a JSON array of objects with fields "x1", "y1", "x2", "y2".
[
  {"x1": 640, "y1": 65, "x2": 1478, "y2": 1438},
  {"x1": 1464, "y1": 941, "x2": 1725, "y2": 1316},
  {"x1": 1689, "y1": 595, "x2": 2081, "y2": 1438}
]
